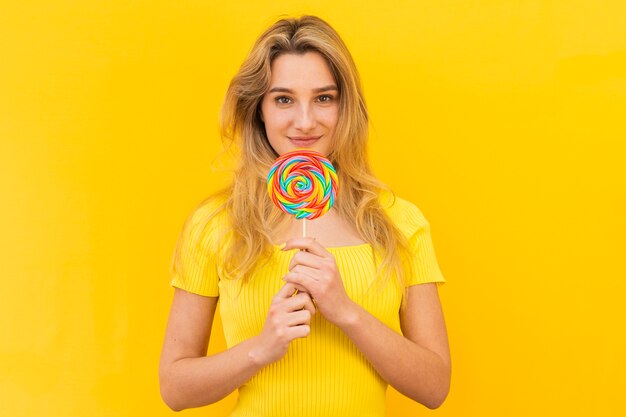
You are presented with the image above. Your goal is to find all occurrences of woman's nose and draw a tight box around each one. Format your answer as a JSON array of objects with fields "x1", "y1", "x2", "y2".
[{"x1": 294, "y1": 104, "x2": 316, "y2": 131}]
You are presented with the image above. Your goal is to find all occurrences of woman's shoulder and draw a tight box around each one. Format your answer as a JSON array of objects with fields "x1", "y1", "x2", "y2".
[
  {"x1": 180, "y1": 191, "x2": 230, "y2": 249},
  {"x1": 379, "y1": 191, "x2": 431, "y2": 237},
  {"x1": 188, "y1": 192, "x2": 229, "y2": 224}
]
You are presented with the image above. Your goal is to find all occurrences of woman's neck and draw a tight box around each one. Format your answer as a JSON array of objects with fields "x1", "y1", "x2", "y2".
[{"x1": 272, "y1": 209, "x2": 366, "y2": 247}]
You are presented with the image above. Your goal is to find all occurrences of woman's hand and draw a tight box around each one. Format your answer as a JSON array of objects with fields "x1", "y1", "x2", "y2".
[
  {"x1": 249, "y1": 282, "x2": 316, "y2": 367},
  {"x1": 281, "y1": 237, "x2": 358, "y2": 326}
]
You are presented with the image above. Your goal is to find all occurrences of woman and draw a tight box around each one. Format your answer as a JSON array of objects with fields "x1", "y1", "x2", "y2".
[{"x1": 159, "y1": 15, "x2": 451, "y2": 416}]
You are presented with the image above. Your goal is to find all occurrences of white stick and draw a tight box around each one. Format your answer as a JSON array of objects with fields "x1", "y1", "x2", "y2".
[{"x1": 302, "y1": 218, "x2": 307, "y2": 237}]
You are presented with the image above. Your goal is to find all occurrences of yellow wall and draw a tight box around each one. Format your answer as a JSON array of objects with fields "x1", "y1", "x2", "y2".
[{"x1": 1, "y1": 1, "x2": 625, "y2": 415}]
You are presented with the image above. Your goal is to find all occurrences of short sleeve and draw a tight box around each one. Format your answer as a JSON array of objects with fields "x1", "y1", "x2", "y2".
[
  {"x1": 406, "y1": 221, "x2": 446, "y2": 287},
  {"x1": 169, "y1": 199, "x2": 224, "y2": 297},
  {"x1": 383, "y1": 195, "x2": 446, "y2": 287}
]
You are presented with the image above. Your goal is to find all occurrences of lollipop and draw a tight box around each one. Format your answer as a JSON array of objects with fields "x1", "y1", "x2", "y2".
[{"x1": 267, "y1": 148, "x2": 338, "y2": 236}]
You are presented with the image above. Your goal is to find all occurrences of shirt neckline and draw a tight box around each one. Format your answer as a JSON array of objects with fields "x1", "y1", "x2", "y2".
[{"x1": 273, "y1": 242, "x2": 371, "y2": 251}]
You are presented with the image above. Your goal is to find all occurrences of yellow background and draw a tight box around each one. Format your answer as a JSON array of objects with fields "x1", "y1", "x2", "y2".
[{"x1": 1, "y1": 0, "x2": 625, "y2": 415}]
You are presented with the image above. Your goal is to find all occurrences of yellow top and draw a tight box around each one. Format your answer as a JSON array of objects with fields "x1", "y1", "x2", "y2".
[{"x1": 170, "y1": 195, "x2": 446, "y2": 417}]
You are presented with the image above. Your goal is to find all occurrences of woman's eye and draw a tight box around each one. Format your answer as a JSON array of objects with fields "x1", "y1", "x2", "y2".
[
  {"x1": 318, "y1": 95, "x2": 334, "y2": 103},
  {"x1": 275, "y1": 96, "x2": 292, "y2": 104}
]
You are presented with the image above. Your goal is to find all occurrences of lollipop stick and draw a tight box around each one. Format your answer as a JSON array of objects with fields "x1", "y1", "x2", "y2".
[{"x1": 294, "y1": 218, "x2": 307, "y2": 298}]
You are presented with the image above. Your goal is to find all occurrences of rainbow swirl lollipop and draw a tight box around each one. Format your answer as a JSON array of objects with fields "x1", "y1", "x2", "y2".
[{"x1": 267, "y1": 149, "x2": 338, "y2": 221}]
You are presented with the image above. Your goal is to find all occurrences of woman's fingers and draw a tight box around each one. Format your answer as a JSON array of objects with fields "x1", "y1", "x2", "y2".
[
  {"x1": 275, "y1": 282, "x2": 298, "y2": 299},
  {"x1": 286, "y1": 324, "x2": 310, "y2": 339},
  {"x1": 290, "y1": 264, "x2": 319, "y2": 279},
  {"x1": 284, "y1": 291, "x2": 316, "y2": 316},
  {"x1": 291, "y1": 283, "x2": 310, "y2": 293},
  {"x1": 285, "y1": 309, "x2": 312, "y2": 327},
  {"x1": 283, "y1": 270, "x2": 313, "y2": 292},
  {"x1": 282, "y1": 237, "x2": 330, "y2": 258},
  {"x1": 301, "y1": 296, "x2": 316, "y2": 316},
  {"x1": 275, "y1": 282, "x2": 316, "y2": 314},
  {"x1": 256, "y1": 283, "x2": 317, "y2": 365},
  {"x1": 287, "y1": 250, "x2": 325, "y2": 272}
]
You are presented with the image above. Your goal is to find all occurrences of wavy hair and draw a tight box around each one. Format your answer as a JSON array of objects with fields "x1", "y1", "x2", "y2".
[{"x1": 171, "y1": 15, "x2": 416, "y2": 306}]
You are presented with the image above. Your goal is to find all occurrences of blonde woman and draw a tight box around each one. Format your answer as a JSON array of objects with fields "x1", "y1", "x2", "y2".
[{"x1": 159, "y1": 15, "x2": 451, "y2": 416}]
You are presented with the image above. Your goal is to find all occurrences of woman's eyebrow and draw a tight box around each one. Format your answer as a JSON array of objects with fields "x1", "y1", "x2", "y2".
[
  {"x1": 268, "y1": 85, "x2": 338, "y2": 93},
  {"x1": 313, "y1": 85, "x2": 338, "y2": 93}
]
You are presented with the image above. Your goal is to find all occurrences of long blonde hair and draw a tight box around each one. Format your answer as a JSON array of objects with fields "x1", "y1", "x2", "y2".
[{"x1": 172, "y1": 15, "x2": 416, "y2": 306}]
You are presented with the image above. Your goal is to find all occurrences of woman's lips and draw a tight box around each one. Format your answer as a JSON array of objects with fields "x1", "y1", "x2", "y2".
[{"x1": 289, "y1": 136, "x2": 321, "y2": 146}]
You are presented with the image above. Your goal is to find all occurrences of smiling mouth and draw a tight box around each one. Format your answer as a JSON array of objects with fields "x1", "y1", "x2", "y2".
[{"x1": 288, "y1": 136, "x2": 321, "y2": 146}]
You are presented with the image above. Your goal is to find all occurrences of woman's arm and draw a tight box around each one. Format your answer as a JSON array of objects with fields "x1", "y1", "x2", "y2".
[
  {"x1": 159, "y1": 289, "x2": 261, "y2": 410},
  {"x1": 281, "y1": 238, "x2": 451, "y2": 409},
  {"x1": 338, "y1": 283, "x2": 451, "y2": 409},
  {"x1": 159, "y1": 285, "x2": 315, "y2": 411}
]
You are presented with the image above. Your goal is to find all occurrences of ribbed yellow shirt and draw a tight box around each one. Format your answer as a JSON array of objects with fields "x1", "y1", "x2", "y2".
[{"x1": 170, "y1": 195, "x2": 446, "y2": 416}]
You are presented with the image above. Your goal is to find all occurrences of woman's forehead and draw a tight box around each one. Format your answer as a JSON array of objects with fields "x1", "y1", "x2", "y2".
[{"x1": 268, "y1": 52, "x2": 336, "y2": 89}]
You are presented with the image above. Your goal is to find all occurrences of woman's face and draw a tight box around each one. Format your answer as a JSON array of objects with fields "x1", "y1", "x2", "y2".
[{"x1": 260, "y1": 51, "x2": 339, "y2": 157}]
